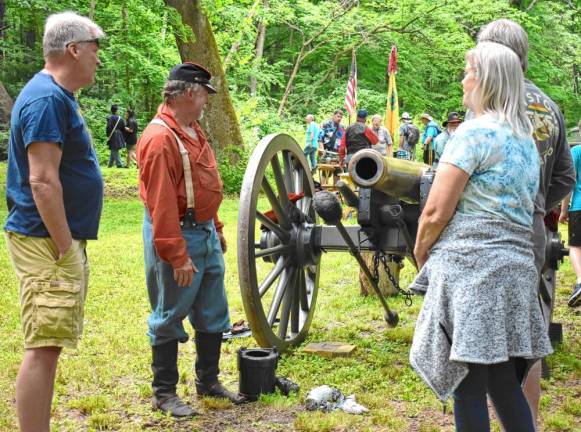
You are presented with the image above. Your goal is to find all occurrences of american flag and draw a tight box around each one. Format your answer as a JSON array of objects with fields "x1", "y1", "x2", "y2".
[{"x1": 344, "y1": 50, "x2": 357, "y2": 119}]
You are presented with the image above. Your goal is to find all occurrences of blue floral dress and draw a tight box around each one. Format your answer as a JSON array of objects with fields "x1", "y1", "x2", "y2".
[{"x1": 409, "y1": 114, "x2": 553, "y2": 401}]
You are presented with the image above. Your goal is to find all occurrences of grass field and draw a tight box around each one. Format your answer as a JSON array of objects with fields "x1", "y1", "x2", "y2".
[{"x1": 0, "y1": 164, "x2": 579, "y2": 431}]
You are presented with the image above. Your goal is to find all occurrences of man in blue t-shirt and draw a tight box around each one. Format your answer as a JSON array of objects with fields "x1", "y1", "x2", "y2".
[
  {"x1": 304, "y1": 114, "x2": 319, "y2": 171},
  {"x1": 420, "y1": 112, "x2": 440, "y2": 164},
  {"x1": 560, "y1": 142, "x2": 581, "y2": 308},
  {"x1": 4, "y1": 12, "x2": 104, "y2": 431}
]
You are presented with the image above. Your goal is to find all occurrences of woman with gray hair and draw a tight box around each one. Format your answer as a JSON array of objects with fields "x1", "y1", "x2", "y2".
[
  {"x1": 370, "y1": 114, "x2": 392, "y2": 157},
  {"x1": 409, "y1": 41, "x2": 552, "y2": 431}
]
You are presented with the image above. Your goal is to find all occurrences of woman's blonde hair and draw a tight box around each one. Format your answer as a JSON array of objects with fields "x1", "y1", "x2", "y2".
[{"x1": 466, "y1": 42, "x2": 532, "y2": 138}]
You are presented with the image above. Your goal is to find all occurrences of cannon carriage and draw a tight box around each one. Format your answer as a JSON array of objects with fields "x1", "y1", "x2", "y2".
[
  {"x1": 237, "y1": 133, "x2": 434, "y2": 351},
  {"x1": 237, "y1": 133, "x2": 567, "y2": 352}
]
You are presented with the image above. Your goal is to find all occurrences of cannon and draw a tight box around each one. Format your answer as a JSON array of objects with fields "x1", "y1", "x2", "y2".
[
  {"x1": 236, "y1": 134, "x2": 567, "y2": 352},
  {"x1": 237, "y1": 134, "x2": 433, "y2": 351}
]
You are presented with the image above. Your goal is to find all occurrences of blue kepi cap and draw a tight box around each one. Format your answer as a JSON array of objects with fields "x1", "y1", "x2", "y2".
[{"x1": 357, "y1": 109, "x2": 368, "y2": 118}]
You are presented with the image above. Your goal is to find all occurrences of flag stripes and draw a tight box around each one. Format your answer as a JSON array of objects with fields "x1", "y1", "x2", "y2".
[{"x1": 344, "y1": 50, "x2": 357, "y2": 119}]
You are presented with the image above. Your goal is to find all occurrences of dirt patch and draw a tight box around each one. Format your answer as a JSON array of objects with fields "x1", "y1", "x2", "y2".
[
  {"x1": 104, "y1": 183, "x2": 139, "y2": 200},
  {"x1": 140, "y1": 402, "x2": 299, "y2": 432},
  {"x1": 391, "y1": 400, "x2": 455, "y2": 431},
  {"x1": 198, "y1": 404, "x2": 299, "y2": 432}
]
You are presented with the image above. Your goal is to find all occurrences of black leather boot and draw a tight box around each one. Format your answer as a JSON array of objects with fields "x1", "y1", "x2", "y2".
[
  {"x1": 152, "y1": 340, "x2": 197, "y2": 417},
  {"x1": 194, "y1": 331, "x2": 245, "y2": 404}
]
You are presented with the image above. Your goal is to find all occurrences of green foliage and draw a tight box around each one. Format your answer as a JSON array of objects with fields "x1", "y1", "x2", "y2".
[
  {"x1": 0, "y1": 129, "x2": 8, "y2": 160},
  {"x1": 2, "y1": 0, "x2": 580, "y2": 160},
  {"x1": 87, "y1": 412, "x2": 121, "y2": 431},
  {"x1": 544, "y1": 413, "x2": 576, "y2": 431},
  {"x1": 207, "y1": 0, "x2": 581, "y2": 126},
  {"x1": 1, "y1": 0, "x2": 180, "y2": 155},
  {"x1": 217, "y1": 145, "x2": 250, "y2": 195},
  {"x1": 68, "y1": 395, "x2": 111, "y2": 415}
]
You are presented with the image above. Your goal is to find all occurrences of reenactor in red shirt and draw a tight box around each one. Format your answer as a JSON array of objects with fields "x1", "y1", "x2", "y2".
[{"x1": 137, "y1": 63, "x2": 243, "y2": 417}]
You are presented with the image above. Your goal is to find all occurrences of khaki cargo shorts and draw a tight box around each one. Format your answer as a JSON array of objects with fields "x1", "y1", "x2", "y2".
[{"x1": 5, "y1": 232, "x2": 89, "y2": 349}]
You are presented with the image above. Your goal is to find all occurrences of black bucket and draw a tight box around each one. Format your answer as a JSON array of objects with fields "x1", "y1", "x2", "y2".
[{"x1": 238, "y1": 347, "x2": 278, "y2": 401}]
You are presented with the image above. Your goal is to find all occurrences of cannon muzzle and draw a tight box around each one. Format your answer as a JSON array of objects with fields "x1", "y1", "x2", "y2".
[{"x1": 348, "y1": 149, "x2": 430, "y2": 204}]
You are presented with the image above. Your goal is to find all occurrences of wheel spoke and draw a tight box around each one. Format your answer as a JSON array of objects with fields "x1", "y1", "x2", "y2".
[
  {"x1": 267, "y1": 268, "x2": 291, "y2": 326},
  {"x1": 293, "y1": 166, "x2": 307, "y2": 214},
  {"x1": 256, "y1": 211, "x2": 290, "y2": 243},
  {"x1": 291, "y1": 269, "x2": 301, "y2": 334},
  {"x1": 278, "y1": 269, "x2": 296, "y2": 340},
  {"x1": 301, "y1": 195, "x2": 312, "y2": 216},
  {"x1": 261, "y1": 178, "x2": 290, "y2": 228},
  {"x1": 299, "y1": 268, "x2": 309, "y2": 311},
  {"x1": 271, "y1": 156, "x2": 292, "y2": 209},
  {"x1": 294, "y1": 166, "x2": 304, "y2": 195},
  {"x1": 282, "y1": 150, "x2": 294, "y2": 193},
  {"x1": 305, "y1": 266, "x2": 315, "y2": 295},
  {"x1": 255, "y1": 244, "x2": 291, "y2": 258},
  {"x1": 259, "y1": 256, "x2": 288, "y2": 298}
]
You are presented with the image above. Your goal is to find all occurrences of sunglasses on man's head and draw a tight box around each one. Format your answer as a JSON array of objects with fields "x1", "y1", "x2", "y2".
[{"x1": 66, "y1": 38, "x2": 100, "y2": 48}]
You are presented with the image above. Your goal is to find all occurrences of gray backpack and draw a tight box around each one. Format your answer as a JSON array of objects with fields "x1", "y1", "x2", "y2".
[{"x1": 406, "y1": 124, "x2": 420, "y2": 146}]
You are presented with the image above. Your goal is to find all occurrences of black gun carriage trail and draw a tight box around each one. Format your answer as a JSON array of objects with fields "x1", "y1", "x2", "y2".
[{"x1": 237, "y1": 133, "x2": 567, "y2": 352}]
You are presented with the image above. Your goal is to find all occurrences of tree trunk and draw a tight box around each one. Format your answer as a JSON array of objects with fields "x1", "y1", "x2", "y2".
[
  {"x1": 122, "y1": 3, "x2": 130, "y2": 93},
  {"x1": 0, "y1": 80, "x2": 13, "y2": 160},
  {"x1": 250, "y1": 0, "x2": 268, "y2": 97},
  {"x1": 0, "y1": 0, "x2": 5, "y2": 62},
  {"x1": 161, "y1": 9, "x2": 168, "y2": 43},
  {"x1": 573, "y1": 64, "x2": 579, "y2": 98},
  {"x1": 89, "y1": 0, "x2": 96, "y2": 20},
  {"x1": 277, "y1": 46, "x2": 304, "y2": 116},
  {"x1": 164, "y1": 0, "x2": 244, "y2": 152},
  {"x1": 0, "y1": 80, "x2": 12, "y2": 121}
]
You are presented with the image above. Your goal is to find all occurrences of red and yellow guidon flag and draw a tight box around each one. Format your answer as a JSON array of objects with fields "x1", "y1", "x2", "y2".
[{"x1": 385, "y1": 45, "x2": 399, "y2": 140}]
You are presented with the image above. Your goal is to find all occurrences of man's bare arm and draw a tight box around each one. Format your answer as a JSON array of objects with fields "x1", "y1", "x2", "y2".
[{"x1": 28, "y1": 142, "x2": 72, "y2": 256}]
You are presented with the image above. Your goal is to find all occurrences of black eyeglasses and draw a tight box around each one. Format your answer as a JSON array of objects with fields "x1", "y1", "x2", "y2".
[{"x1": 66, "y1": 38, "x2": 100, "y2": 48}]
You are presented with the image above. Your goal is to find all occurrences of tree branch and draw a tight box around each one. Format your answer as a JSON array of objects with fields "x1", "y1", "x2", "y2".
[
  {"x1": 277, "y1": 1, "x2": 443, "y2": 116},
  {"x1": 223, "y1": 0, "x2": 261, "y2": 73},
  {"x1": 302, "y1": 0, "x2": 355, "y2": 47},
  {"x1": 526, "y1": 0, "x2": 539, "y2": 12}
]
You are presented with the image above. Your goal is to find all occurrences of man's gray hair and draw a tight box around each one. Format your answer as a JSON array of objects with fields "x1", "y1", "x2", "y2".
[
  {"x1": 466, "y1": 42, "x2": 532, "y2": 138},
  {"x1": 162, "y1": 80, "x2": 202, "y2": 103},
  {"x1": 372, "y1": 114, "x2": 382, "y2": 122},
  {"x1": 43, "y1": 11, "x2": 104, "y2": 58},
  {"x1": 477, "y1": 19, "x2": 528, "y2": 73},
  {"x1": 306, "y1": 114, "x2": 314, "y2": 121}
]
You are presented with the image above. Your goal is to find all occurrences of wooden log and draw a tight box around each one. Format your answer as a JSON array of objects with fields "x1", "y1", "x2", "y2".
[{"x1": 359, "y1": 252, "x2": 400, "y2": 297}]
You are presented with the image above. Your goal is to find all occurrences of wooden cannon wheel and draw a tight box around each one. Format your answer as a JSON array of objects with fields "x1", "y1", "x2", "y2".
[{"x1": 237, "y1": 133, "x2": 321, "y2": 351}]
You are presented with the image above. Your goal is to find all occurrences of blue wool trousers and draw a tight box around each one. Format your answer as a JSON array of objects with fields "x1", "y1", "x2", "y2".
[
  {"x1": 304, "y1": 146, "x2": 317, "y2": 170},
  {"x1": 143, "y1": 212, "x2": 230, "y2": 346}
]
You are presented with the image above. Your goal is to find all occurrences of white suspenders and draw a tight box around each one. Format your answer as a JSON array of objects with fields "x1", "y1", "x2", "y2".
[{"x1": 149, "y1": 118, "x2": 196, "y2": 223}]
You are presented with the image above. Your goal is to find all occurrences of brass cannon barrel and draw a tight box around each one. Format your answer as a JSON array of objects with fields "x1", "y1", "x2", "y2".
[{"x1": 348, "y1": 149, "x2": 430, "y2": 204}]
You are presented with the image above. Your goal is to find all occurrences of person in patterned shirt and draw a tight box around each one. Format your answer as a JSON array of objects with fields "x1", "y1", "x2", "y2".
[{"x1": 477, "y1": 19, "x2": 575, "y2": 427}]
